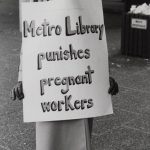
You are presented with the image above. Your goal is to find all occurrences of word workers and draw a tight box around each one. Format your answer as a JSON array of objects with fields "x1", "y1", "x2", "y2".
[
  {"x1": 40, "y1": 66, "x2": 94, "y2": 95},
  {"x1": 41, "y1": 95, "x2": 94, "y2": 112}
]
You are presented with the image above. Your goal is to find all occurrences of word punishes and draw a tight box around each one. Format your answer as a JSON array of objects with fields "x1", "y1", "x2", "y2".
[
  {"x1": 23, "y1": 16, "x2": 104, "y2": 40},
  {"x1": 37, "y1": 44, "x2": 90, "y2": 70}
]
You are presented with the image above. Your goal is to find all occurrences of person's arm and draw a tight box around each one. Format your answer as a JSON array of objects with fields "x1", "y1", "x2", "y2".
[
  {"x1": 12, "y1": 0, "x2": 50, "y2": 100},
  {"x1": 10, "y1": 50, "x2": 24, "y2": 100},
  {"x1": 18, "y1": 49, "x2": 23, "y2": 81}
]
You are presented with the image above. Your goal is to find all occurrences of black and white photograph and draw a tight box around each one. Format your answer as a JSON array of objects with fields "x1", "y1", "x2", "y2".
[{"x1": 0, "y1": 0, "x2": 150, "y2": 149}]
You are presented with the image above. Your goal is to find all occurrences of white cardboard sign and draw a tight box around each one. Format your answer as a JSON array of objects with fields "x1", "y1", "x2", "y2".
[{"x1": 21, "y1": 0, "x2": 113, "y2": 122}]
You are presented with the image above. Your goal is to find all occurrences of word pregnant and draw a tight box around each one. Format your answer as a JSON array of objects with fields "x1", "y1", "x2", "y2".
[{"x1": 40, "y1": 66, "x2": 94, "y2": 95}]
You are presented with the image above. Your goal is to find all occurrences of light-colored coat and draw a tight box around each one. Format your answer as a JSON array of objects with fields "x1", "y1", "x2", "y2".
[
  {"x1": 18, "y1": 1, "x2": 91, "y2": 148},
  {"x1": 18, "y1": 52, "x2": 91, "y2": 150}
]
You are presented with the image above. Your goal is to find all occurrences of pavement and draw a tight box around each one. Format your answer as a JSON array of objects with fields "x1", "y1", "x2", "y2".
[{"x1": 0, "y1": 0, "x2": 150, "y2": 150}]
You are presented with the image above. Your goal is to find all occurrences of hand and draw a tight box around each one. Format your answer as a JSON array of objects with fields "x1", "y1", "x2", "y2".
[
  {"x1": 108, "y1": 77, "x2": 119, "y2": 96},
  {"x1": 10, "y1": 81, "x2": 24, "y2": 100}
]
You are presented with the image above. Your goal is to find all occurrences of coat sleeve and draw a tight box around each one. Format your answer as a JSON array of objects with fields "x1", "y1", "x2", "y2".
[{"x1": 18, "y1": 49, "x2": 23, "y2": 81}]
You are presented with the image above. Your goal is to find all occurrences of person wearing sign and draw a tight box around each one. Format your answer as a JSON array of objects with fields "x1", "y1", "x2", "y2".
[
  {"x1": 11, "y1": 71, "x2": 118, "y2": 150},
  {"x1": 14, "y1": 0, "x2": 118, "y2": 150}
]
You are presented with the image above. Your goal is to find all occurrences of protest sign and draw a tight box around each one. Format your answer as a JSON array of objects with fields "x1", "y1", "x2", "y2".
[{"x1": 21, "y1": 0, "x2": 113, "y2": 122}]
